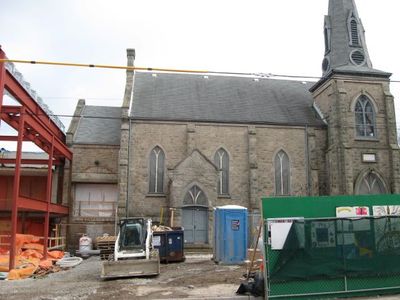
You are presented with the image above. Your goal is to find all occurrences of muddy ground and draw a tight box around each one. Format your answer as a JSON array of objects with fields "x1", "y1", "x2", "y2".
[{"x1": 0, "y1": 254, "x2": 255, "y2": 300}]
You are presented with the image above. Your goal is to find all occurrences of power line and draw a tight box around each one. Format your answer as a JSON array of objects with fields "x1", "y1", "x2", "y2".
[
  {"x1": 2, "y1": 112, "x2": 400, "y2": 132},
  {"x1": 1, "y1": 58, "x2": 400, "y2": 83}
]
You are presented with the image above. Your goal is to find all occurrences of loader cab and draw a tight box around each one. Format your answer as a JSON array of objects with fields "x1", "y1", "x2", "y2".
[{"x1": 119, "y1": 218, "x2": 147, "y2": 251}]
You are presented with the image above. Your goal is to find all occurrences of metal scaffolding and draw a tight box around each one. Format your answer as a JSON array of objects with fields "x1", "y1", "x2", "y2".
[{"x1": 0, "y1": 47, "x2": 73, "y2": 271}]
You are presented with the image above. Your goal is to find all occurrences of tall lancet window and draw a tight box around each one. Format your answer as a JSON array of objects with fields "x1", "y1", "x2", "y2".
[
  {"x1": 149, "y1": 146, "x2": 165, "y2": 193},
  {"x1": 214, "y1": 148, "x2": 229, "y2": 195},
  {"x1": 324, "y1": 26, "x2": 331, "y2": 53},
  {"x1": 349, "y1": 15, "x2": 360, "y2": 46},
  {"x1": 355, "y1": 95, "x2": 376, "y2": 138},
  {"x1": 274, "y1": 150, "x2": 290, "y2": 196}
]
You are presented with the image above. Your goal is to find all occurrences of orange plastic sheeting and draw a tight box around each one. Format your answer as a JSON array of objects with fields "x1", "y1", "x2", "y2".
[
  {"x1": 0, "y1": 234, "x2": 65, "y2": 279},
  {"x1": 15, "y1": 234, "x2": 40, "y2": 254},
  {"x1": 38, "y1": 259, "x2": 53, "y2": 270},
  {"x1": 22, "y1": 243, "x2": 44, "y2": 252},
  {"x1": 8, "y1": 259, "x2": 40, "y2": 280},
  {"x1": 48, "y1": 250, "x2": 64, "y2": 260},
  {"x1": 0, "y1": 255, "x2": 9, "y2": 272},
  {"x1": 20, "y1": 249, "x2": 44, "y2": 260}
]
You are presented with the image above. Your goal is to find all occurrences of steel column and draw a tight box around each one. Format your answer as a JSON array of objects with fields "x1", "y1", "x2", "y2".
[
  {"x1": 9, "y1": 106, "x2": 25, "y2": 271},
  {"x1": 43, "y1": 136, "x2": 54, "y2": 259},
  {"x1": 0, "y1": 49, "x2": 5, "y2": 125}
]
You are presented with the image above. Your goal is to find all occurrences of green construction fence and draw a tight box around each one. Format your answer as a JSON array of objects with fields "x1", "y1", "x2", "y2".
[{"x1": 262, "y1": 194, "x2": 400, "y2": 299}]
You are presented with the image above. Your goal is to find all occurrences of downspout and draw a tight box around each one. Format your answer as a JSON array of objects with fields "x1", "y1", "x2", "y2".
[
  {"x1": 126, "y1": 118, "x2": 131, "y2": 218},
  {"x1": 304, "y1": 125, "x2": 311, "y2": 196}
]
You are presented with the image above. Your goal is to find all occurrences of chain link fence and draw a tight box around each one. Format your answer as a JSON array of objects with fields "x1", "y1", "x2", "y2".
[{"x1": 265, "y1": 216, "x2": 400, "y2": 298}]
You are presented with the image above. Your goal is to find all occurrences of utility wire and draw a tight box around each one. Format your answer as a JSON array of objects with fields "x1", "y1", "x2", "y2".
[
  {"x1": 1, "y1": 58, "x2": 400, "y2": 83},
  {"x1": 2, "y1": 112, "x2": 400, "y2": 131}
]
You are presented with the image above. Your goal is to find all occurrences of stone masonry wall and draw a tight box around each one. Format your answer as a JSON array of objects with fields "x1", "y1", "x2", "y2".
[
  {"x1": 128, "y1": 122, "x2": 319, "y2": 221},
  {"x1": 67, "y1": 144, "x2": 119, "y2": 252},
  {"x1": 71, "y1": 145, "x2": 119, "y2": 183},
  {"x1": 313, "y1": 77, "x2": 400, "y2": 194}
]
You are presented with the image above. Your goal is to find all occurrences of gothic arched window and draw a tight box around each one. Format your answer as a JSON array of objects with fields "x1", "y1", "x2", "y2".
[
  {"x1": 274, "y1": 150, "x2": 290, "y2": 196},
  {"x1": 183, "y1": 185, "x2": 207, "y2": 206},
  {"x1": 149, "y1": 146, "x2": 165, "y2": 193},
  {"x1": 214, "y1": 148, "x2": 229, "y2": 195},
  {"x1": 356, "y1": 173, "x2": 387, "y2": 195},
  {"x1": 350, "y1": 19, "x2": 359, "y2": 46},
  {"x1": 355, "y1": 95, "x2": 376, "y2": 138},
  {"x1": 324, "y1": 27, "x2": 331, "y2": 53}
]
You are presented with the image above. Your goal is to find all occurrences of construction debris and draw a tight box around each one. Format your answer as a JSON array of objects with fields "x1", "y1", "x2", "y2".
[
  {"x1": 152, "y1": 225, "x2": 173, "y2": 232},
  {"x1": 0, "y1": 234, "x2": 68, "y2": 280}
]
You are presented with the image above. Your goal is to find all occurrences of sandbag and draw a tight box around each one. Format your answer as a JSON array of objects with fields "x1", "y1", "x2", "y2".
[
  {"x1": 8, "y1": 263, "x2": 38, "y2": 280},
  {"x1": 22, "y1": 243, "x2": 44, "y2": 252}
]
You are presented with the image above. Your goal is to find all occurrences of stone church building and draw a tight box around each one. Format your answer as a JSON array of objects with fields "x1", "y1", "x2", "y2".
[{"x1": 65, "y1": 0, "x2": 399, "y2": 247}]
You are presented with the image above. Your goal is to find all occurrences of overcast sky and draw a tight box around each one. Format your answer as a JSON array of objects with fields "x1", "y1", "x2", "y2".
[{"x1": 1, "y1": 0, "x2": 400, "y2": 151}]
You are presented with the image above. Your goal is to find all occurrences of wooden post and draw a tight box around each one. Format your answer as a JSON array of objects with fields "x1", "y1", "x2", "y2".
[
  {"x1": 170, "y1": 208, "x2": 174, "y2": 228},
  {"x1": 247, "y1": 218, "x2": 263, "y2": 278}
]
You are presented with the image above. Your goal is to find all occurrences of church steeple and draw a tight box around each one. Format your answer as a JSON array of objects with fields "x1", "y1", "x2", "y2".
[{"x1": 321, "y1": 0, "x2": 388, "y2": 77}]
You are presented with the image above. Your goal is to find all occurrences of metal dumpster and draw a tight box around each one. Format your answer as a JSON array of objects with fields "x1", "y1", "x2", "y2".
[{"x1": 152, "y1": 229, "x2": 185, "y2": 263}]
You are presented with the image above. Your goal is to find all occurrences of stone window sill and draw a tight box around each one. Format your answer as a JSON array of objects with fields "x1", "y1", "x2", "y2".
[
  {"x1": 218, "y1": 194, "x2": 231, "y2": 199},
  {"x1": 146, "y1": 193, "x2": 166, "y2": 198},
  {"x1": 355, "y1": 137, "x2": 379, "y2": 142}
]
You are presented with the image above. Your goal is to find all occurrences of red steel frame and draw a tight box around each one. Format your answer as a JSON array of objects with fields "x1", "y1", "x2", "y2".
[{"x1": 0, "y1": 47, "x2": 73, "y2": 270}]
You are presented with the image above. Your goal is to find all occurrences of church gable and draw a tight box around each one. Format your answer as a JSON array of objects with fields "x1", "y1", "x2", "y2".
[
  {"x1": 168, "y1": 149, "x2": 218, "y2": 208},
  {"x1": 171, "y1": 149, "x2": 218, "y2": 174}
]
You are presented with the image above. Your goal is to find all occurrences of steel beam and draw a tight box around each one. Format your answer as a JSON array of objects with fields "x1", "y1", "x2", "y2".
[
  {"x1": 17, "y1": 196, "x2": 69, "y2": 215},
  {"x1": 0, "y1": 158, "x2": 62, "y2": 165},
  {"x1": 1, "y1": 106, "x2": 72, "y2": 160},
  {"x1": 4, "y1": 71, "x2": 64, "y2": 141},
  {"x1": 0, "y1": 49, "x2": 5, "y2": 125},
  {"x1": 0, "y1": 197, "x2": 68, "y2": 214},
  {"x1": 0, "y1": 135, "x2": 30, "y2": 141},
  {"x1": 43, "y1": 136, "x2": 54, "y2": 258},
  {"x1": 9, "y1": 106, "x2": 24, "y2": 271}
]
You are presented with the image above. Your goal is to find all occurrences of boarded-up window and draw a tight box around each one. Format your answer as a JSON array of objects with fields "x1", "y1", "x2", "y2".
[{"x1": 74, "y1": 184, "x2": 117, "y2": 217}]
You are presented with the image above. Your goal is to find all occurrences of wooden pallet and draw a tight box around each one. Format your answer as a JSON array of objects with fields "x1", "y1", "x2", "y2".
[{"x1": 96, "y1": 236, "x2": 116, "y2": 260}]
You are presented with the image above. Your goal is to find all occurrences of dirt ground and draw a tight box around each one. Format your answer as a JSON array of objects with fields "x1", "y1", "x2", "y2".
[{"x1": 0, "y1": 253, "x2": 256, "y2": 300}]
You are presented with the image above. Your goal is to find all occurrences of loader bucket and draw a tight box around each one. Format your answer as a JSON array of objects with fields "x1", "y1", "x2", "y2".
[{"x1": 101, "y1": 256, "x2": 160, "y2": 279}]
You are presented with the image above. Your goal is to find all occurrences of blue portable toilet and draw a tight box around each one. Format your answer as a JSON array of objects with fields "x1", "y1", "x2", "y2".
[{"x1": 214, "y1": 205, "x2": 248, "y2": 264}]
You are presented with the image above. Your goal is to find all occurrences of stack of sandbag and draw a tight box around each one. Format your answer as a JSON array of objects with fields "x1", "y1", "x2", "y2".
[{"x1": 0, "y1": 234, "x2": 65, "y2": 280}]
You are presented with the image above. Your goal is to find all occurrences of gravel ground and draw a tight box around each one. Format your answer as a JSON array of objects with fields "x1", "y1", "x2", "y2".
[
  {"x1": 1, "y1": 254, "x2": 398, "y2": 300},
  {"x1": 0, "y1": 254, "x2": 253, "y2": 300}
]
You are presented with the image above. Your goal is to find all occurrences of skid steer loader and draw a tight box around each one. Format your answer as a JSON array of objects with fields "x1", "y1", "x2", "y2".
[{"x1": 101, "y1": 217, "x2": 160, "y2": 279}]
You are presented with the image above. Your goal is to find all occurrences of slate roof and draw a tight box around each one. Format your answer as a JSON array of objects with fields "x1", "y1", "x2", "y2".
[
  {"x1": 74, "y1": 106, "x2": 122, "y2": 145},
  {"x1": 131, "y1": 72, "x2": 325, "y2": 127},
  {"x1": 322, "y1": 0, "x2": 389, "y2": 77}
]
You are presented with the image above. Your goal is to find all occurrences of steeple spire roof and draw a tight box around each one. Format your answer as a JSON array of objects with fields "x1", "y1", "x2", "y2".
[{"x1": 321, "y1": 0, "x2": 389, "y2": 78}]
